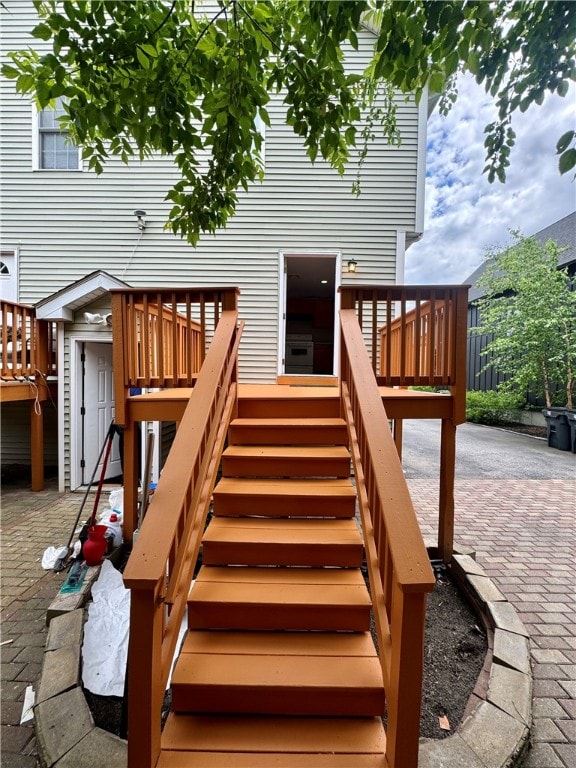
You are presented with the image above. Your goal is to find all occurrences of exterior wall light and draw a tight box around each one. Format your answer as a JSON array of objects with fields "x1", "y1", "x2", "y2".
[
  {"x1": 134, "y1": 210, "x2": 147, "y2": 230},
  {"x1": 347, "y1": 258, "x2": 358, "y2": 273}
]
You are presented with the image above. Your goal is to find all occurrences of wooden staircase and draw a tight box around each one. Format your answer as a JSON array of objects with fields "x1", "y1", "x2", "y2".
[{"x1": 160, "y1": 391, "x2": 387, "y2": 766}]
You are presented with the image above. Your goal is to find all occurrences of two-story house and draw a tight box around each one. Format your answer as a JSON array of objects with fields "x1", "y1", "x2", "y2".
[{"x1": 1, "y1": 2, "x2": 429, "y2": 491}]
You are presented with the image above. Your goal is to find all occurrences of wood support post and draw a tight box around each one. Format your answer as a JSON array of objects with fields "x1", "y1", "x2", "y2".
[
  {"x1": 393, "y1": 418, "x2": 403, "y2": 461},
  {"x1": 30, "y1": 399, "x2": 44, "y2": 491},
  {"x1": 123, "y1": 420, "x2": 139, "y2": 544},
  {"x1": 386, "y1": 584, "x2": 427, "y2": 768},
  {"x1": 127, "y1": 587, "x2": 164, "y2": 768},
  {"x1": 438, "y1": 418, "x2": 456, "y2": 563}
]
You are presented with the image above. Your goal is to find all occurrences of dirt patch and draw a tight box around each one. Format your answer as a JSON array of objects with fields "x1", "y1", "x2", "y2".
[
  {"x1": 498, "y1": 423, "x2": 547, "y2": 439},
  {"x1": 421, "y1": 564, "x2": 486, "y2": 738},
  {"x1": 82, "y1": 563, "x2": 486, "y2": 741}
]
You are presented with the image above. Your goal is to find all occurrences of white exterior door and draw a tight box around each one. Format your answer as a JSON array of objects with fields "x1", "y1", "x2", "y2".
[
  {"x1": 81, "y1": 342, "x2": 122, "y2": 484},
  {"x1": 0, "y1": 251, "x2": 18, "y2": 302}
]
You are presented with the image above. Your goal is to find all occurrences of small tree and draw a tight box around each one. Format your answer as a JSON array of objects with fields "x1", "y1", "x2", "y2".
[{"x1": 472, "y1": 232, "x2": 576, "y2": 410}]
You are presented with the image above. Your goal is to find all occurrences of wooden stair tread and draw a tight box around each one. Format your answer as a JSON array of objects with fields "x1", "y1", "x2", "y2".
[
  {"x1": 189, "y1": 578, "x2": 371, "y2": 607},
  {"x1": 229, "y1": 417, "x2": 348, "y2": 446},
  {"x1": 204, "y1": 516, "x2": 361, "y2": 537},
  {"x1": 171, "y1": 651, "x2": 384, "y2": 715},
  {"x1": 158, "y1": 751, "x2": 387, "y2": 767},
  {"x1": 202, "y1": 517, "x2": 363, "y2": 566},
  {"x1": 222, "y1": 445, "x2": 351, "y2": 478},
  {"x1": 189, "y1": 567, "x2": 371, "y2": 631},
  {"x1": 214, "y1": 477, "x2": 356, "y2": 494},
  {"x1": 224, "y1": 446, "x2": 350, "y2": 458},
  {"x1": 231, "y1": 417, "x2": 346, "y2": 427},
  {"x1": 172, "y1": 629, "x2": 384, "y2": 715},
  {"x1": 195, "y1": 566, "x2": 366, "y2": 586},
  {"x1": 161, "y1": 713, "x2": 386, "y2": 755},
  {"x1": 180, "y1": 629, "x2": 378, "y2": 657},
  {"x1": 174, "y1": 654, "x2": 382, "y2": 688},
  {"x1": 212, "y1": 477, "x2": 356, "y2": 518}
]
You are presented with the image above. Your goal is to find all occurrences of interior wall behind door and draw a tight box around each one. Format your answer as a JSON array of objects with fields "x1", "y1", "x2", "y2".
[{"x1": 283, "y1": 255, "x2": 337, "y2": 376}]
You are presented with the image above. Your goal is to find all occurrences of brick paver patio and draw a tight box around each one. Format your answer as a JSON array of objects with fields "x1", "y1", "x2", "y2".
[
  {"x1": 1, "y1": 475, "x2": 574, "y2": 767},
  {"x1": 412, "y1": 478, "x2": 576, "y2": 768}
]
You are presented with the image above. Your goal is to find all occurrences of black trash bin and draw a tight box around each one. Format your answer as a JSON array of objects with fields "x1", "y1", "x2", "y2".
[
  {"x1": 542, "y1": 408, "x2": 571, "y2": 451},
  {"x1": 565, "y1": 411, "x2": 576, "y2": 454}
]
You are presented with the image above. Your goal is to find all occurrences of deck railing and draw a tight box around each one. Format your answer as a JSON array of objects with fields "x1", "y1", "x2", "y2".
[
  {"x1": 340, "y1": 308, "x2": 436, "y2": 768},
  {"x1": 122, "y1": 310, "x2": 244, "y2": 768},
  {"x1": 340, "y1": 285, "x2": 469, "y2": 423},
  {"x1": 111, "y1": 287, "x2": 239, "y2": 425},
  {"x1": 0, "y1": 299, "x2": 57, "y2": 380}
]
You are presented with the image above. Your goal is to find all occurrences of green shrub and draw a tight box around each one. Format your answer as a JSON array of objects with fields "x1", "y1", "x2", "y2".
[{"x1": 466, "y1": 390, "x2": 524, "y2": 425}]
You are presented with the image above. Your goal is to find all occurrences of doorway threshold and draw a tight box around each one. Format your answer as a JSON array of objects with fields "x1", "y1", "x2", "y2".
[{"x1": 277, "y1": 375, "x2": 338, "y2": 387}]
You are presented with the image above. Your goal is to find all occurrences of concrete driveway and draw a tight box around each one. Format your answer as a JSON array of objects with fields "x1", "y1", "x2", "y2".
[{"x1": 401, "y1": 420, "x2": 575, "y2": 480}]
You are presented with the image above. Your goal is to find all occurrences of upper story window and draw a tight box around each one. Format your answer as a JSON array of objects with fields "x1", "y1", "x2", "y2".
[{"x1": 33, "y1": 98, "x2": 81, "y2": 171}]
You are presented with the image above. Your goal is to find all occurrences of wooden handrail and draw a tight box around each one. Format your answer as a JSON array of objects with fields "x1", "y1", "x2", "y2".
[
  {"x1": 340, "y1": 308, "x2": 435, "y2": 768},
  {"x1": 123, "y1": 310, "x2": 243, "y2": 768},
  {"x1": 0, "y1": 299, "x2": 57, "y2": 380},
  {"x1": 111, "y1": 287, "x2": 239, "y2": 426},
  {"x1": 340, "y1": 285, "x2": 469, "y2": 424}
]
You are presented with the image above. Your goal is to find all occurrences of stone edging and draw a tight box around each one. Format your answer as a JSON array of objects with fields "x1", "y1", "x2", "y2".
[
  {"x1": 419, "y1": 547, "x2": 533, "y2": 768},
  {"x1": 35, "y1": 547, "x2": 532, "y2": 768}
]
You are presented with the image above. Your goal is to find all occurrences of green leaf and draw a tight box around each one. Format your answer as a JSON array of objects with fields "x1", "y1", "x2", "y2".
[
  {"x1": 136, "y1": 47, "x2": 150, "y2": 69},
  {"x1": 32, "y1": 23, "x2": 53, "y2": 41},
  {"x1": 556, "y1": 130, "x2": 574, "y2": 154},
  {"x1": 140, "y1": 43, "x2": 158, "y2": 58},
  {"x1": 559, "y1": 147, "x2": 576, "y2": 175}
]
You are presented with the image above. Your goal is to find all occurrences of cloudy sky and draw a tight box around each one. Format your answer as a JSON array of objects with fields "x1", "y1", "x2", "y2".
[{"x1": 405, "y1": 75, "x2": 576, "y2": 285}]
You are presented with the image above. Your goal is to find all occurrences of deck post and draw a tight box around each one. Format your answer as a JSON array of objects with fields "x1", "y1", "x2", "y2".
[
  {"x1": 30, "y1": 320, "x2": 50, "y2": 491},
  {"x1": 392, "y1": 418, "x2": 403, "y2": 461},
  {"x1": 30, "y1": 399, "x2": 44, "y2": 491},
  {"x1": 127, "y1": 586, "x2": 164, "y2": 768},
  {"x1": 438, "y1": 418, "x2": 456, "y2": 562},
  {"x1": 386, "y1": 585, "x2": 428, "y2": 768},
  {"x1": 123, "y1": 420, "x2": 139, "y2": 544}
]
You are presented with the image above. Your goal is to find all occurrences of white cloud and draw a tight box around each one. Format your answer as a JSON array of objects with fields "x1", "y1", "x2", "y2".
[{"x1": 406, "y1": 75, "x2": 576, "y2": 285}]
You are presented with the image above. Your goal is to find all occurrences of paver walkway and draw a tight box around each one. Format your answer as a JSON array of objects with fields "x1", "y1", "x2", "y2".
[
  {"x1": 412, "y1": 478, "x2": 576, "y2": 768},
  {"x1": 1, "y1": 480, "x2": 108, "y2": 768},
  {"x1": 1, "y1": 474, "x2": 574, "y2": 767}
]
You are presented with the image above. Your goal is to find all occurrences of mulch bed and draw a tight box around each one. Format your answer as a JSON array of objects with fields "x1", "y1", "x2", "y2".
[{"x1": 83, "y1": 563, "x2": 487, "y2": 741}]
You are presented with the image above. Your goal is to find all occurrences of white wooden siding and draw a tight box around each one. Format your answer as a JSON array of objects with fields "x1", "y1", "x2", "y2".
[{"x1": 2, "y1": 2, "x2": 423, "y2": 482}]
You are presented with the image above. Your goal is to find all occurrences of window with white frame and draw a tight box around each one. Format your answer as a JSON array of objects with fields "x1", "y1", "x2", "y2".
[{"x1": 34, "y1": 98, "x2": 81, "y2": 170}]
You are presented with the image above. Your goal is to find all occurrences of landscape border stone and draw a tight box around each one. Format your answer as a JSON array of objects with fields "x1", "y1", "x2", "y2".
[
  {"x1": 35, "y1": 545, "x2": 532, "y2": 768},
  {"x1": 419, "y1": 546, "x2": 533, "y2": 768}
]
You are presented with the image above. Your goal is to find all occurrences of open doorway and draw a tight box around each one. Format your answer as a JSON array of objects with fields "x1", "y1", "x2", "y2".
[{"x1": 280, "y1": 253, "x2": 340, "y2": 377}]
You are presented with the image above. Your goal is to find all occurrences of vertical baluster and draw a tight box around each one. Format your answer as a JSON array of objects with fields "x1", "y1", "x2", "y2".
[
  {"x1": 156, "y1": 293, "x2": 164, "y2": 387},
  {"x1": 399, "y1": 290, "x2": 407, "y2": 385},
  {"x1": 385, "y1": 291, "x2": 392, "y2": 383},
  {"x1": 200, "y1": 295, "x2": 206, "y2": 364},
  {"x1": 371, "y1": 292, "x2": 378, "y2": 373},
  {"x1": 142, "y1": 295, "x2": 150, "y2": 385},
  {"x1": 171, "y1": 293, "x2": 178, "y2": 387},
  {"x1": 414, "y1": 292, "x2": 421, "y2": 384},
  {"x1": 1, "y1": 303, "x2": 9, "y2": 376},
  {"x1": 428, "y1": 291, "x2": 436, "y2": 382},
  {"x1": 127, "y1": 295, "x2": 136, "y2": 386},
  {"x1": 185, "y1": 293, "x2": 192, "y2": 386}
]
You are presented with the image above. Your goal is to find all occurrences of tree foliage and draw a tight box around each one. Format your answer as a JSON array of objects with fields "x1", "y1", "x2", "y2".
[
  {"x1": 3, "y1": 0, "x2": 575, "y2": 244},
  {"x1": 472, "y1": 233, "x2": 576, "y2": 409}
]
